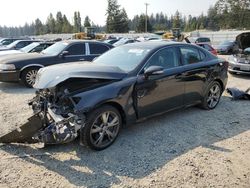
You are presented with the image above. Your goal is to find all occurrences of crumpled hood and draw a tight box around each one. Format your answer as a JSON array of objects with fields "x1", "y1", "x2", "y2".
[
  {"x1": 34, "y1": 62, "x2": 128, "y2": 89},
  {"x1": 0, "y1": 53, "x2": 45, "y2": 64}
]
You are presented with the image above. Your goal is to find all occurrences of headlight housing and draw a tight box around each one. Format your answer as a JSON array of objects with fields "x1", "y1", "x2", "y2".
[{"x1": 0, "y1": 64, "x2": 16, "y2": 71}]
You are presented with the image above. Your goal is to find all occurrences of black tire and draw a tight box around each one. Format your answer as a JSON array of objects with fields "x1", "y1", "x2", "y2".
[
  {"x1": 81, "y1": 105, "x2": 122, "y2": 150},
  {"x1": 21, "y1": 67, "x2": 40, "y2": 88},
  {"x1": 201, "y1": 81, "x2": 222, "y2": 110}
]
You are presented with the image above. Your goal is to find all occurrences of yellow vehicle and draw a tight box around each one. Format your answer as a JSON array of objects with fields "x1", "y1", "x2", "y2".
[
  {"x1": 162, "y1": 28, "x2": 182, "y2": 41},
  {"x1": 162, "y1": 32, "x2": 175, "y2": 40},
  {"x1": 72, "y1": 27, "x2": 105, "y2": 40}
]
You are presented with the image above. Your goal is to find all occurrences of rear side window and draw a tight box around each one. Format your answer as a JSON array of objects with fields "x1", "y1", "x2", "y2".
[
  {"x1": 66, "y1": 43, "x2": 85, "y2": 55},
  {"x1": 180, "y1": 46, "x2": 206, "y2": 65},
  {"x1": 89, "y1": 43, "x2": 109, "y2": 55}
]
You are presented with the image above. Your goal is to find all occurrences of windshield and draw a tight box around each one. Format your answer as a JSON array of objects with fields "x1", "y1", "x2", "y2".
[
  {"x1": 20, "y1": 42, "x2": 39, "y2": 53},
  {"x1": 6, "y1": 40, "x2": 19, "y2": 48},
  {"x1": 41, "y1": 42, "x2": 68, "y2": 55},
  {"x1": 93, "y1": 45, "x2": 152, "y2": 72}
]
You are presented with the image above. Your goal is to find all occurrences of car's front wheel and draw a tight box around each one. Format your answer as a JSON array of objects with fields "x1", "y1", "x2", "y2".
[
  {"x1": 21, "y1": 67, "x2": 39, "y2": 88},
  {"x1": 81, "y1": 105, "x2": 122, "y2": 150},
  {"x1": 201, "y1": 81, "x2": 222, "y2": 110}
]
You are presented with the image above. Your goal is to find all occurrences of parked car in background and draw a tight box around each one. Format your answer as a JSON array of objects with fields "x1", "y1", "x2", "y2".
[
  {"x1": 214, "y1": 41, "x2": 239, "y2": 55},
  {"x1": 113, "y1": 38, "x2": 140, "y2": 46},
  {"x1": 5, "y1": 42, "x2": 228, "y2": 150},
  {"x1": 228, "y1": 47, "x2": 250, "y2": 74},
  {"x1": 103, "y1": 39, "x2": 119, "y2": 45},
  {"x1": 196, "y1": 43, "x2": 217, "y2": 56},
  {"x1": 188, "y1": 37, "x2": 211, "y2": 45},
  {"x1": 0, "y1": 41, "x2": 54, "y2": 56},
  {"x1": 0, "y1": 38, "x2": 29, "y2": 46},
  {"x1": 0, "y1": 40, "x2": 40, "y2": 51},
  {"x1": 0, "y1": 40, "x2": 113, "y2": 87}
]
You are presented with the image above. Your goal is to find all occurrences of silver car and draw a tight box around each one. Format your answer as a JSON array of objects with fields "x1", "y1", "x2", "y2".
[{"x1": 228, "y1": 48, "x2": 250, "y2": 74}]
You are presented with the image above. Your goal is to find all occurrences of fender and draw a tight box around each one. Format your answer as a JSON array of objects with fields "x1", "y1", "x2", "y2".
[{"x1": 20, "y1": 64, "x2": 44, "y2": 72}]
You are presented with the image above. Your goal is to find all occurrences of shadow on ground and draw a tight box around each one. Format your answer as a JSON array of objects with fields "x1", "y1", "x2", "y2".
[
  {"x1": 1, "y1": 96, "x2": 250, "y2": 187},
  {"x1": 0, "y1": 82, "x2": 35, "y2": 94}
]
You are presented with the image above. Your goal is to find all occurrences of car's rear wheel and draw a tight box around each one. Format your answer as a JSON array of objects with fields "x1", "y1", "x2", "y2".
[
  {"x1": 201, "y1": 81, "x2": 222, "y2": 110},
  {"x1": 21, "y1": 67, "x2": 39, "y2": 88},
  {"x1": 81, "y1": 105, "x2": 122, "y2": 150}
]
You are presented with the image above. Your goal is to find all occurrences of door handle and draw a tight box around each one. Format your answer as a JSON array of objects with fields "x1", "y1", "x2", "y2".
[{"x1": 79, "y1": 58, "x2": 85, "y2": 61}]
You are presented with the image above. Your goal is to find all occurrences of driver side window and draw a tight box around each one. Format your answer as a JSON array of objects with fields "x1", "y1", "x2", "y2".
[{"x1": 145, "y1": 47, "x2": 180, "y2": 70}]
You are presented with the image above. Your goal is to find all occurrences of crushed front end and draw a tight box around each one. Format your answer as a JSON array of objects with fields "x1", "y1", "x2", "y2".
[
  {"x1": 0, "y1": 86, "x2": 85, "y2": 145},
  {"x1": 28, "y1": 87, "x2": 85, "y2": 144}
]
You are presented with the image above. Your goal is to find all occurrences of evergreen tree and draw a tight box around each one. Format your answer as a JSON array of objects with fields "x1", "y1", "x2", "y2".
[
  {"x1": 46, "y1": 13, "x2": 56, "y2": 33},
  {"x1": 106, "y1": 0, "x2": 129, "y2": 33},
  {"x1": 62, "y1": 15, "x2": 72, "y2": 33},
  {"x1": 34, "y1": 18, "x2": 44, "y2": 35},
  {"x1": 84, "y1": 16, "x2": 91, "y2": 27},
  {"x1": 173, "y1": 10, "x2": 181, "y2": 28},
  {"x1": 55, "y1": 11, "x2": 64, "y2": 33},
  {"x1": 74, "y1": 11, "x2": 82, "y2": 32}
]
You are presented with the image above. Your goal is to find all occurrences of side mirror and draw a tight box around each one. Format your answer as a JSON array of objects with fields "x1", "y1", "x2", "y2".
[
  {"x1": 144, "y1": 66, "x2": 164, "y2": 79},
  {"x1": 59, "y1": 51, "x2": 69, "y2": 58}
]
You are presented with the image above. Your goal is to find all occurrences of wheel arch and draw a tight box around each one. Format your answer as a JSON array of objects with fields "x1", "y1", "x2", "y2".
[
  {"x1": 96, "y1": 101, "x2": 127, "y2": 126},
  {"x1": 19, "y1": 64, "x2": 44, "y2": 78}
]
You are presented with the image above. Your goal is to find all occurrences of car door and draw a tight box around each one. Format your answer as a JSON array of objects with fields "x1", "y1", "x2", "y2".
[
  {"x1": 178, "y1": 46, "x2": 211, "y2": 105},
  {"x1": 87, "y1": 43, "x2": 111, "y2": 61},
  {"x1": 62, "y1": 43, "x2": 86, "y2": 62},
  {"x1": 135, "y1": 47, "x2": 185, "y2": 118}
]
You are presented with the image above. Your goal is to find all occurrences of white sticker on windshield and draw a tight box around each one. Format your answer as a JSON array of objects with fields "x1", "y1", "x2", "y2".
[{"x1": 128, "y1": 49, "x2": 145, "y2": 55}]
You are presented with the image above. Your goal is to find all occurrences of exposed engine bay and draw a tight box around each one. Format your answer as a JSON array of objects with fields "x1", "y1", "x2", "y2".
[{"x1": 0, "y1": 77, "x2": 113, "y2": 145}]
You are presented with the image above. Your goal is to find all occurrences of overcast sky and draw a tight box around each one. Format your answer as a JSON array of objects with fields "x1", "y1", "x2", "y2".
[{"x1": 0, "y1": 0, "x2": 218, "y2": 27}]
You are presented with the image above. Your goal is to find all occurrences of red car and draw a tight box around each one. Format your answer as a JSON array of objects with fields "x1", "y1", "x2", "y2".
[{"x1": 197, "y1": 43, "x2": 217, "y2": 56}]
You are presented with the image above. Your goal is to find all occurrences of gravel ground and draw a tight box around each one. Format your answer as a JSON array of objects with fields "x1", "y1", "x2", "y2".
[{"x1": 0, "y1": 56, "x2": 250, "y2": 188}]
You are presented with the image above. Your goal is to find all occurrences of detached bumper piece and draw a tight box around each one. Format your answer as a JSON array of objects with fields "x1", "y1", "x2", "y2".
[
  {"x1": 227, "y1": 87, "x2": 250, "y2": 100},
  {"x1": 0, "y1": 114, "x2": 43, "y2": 143}
]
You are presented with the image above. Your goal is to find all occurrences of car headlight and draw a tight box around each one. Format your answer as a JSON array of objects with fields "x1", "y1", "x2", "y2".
[{"x1": 0, "y1": 64, "x2": 16, "y2": 70}]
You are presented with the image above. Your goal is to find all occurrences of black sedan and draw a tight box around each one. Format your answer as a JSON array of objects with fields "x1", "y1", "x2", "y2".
[
  {"x1": 0, "y1": 42, "x2": 228, "y2": 150},
  {"x1": 0, "y1": 40, "x2": 113, "y2": 87}
]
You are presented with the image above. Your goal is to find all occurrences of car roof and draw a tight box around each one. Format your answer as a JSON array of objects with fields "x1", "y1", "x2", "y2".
[
  {"x1": 122, "y1": 41, "x2": 187, "y2": 49},
  {"x1": 60, "y1": 40, "x2": 113, "y2": 46}
]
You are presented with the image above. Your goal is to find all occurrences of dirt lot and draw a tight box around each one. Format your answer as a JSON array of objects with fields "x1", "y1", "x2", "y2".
[{"x1": 0, "y1": 56, "x2": 250, "y2": 188}]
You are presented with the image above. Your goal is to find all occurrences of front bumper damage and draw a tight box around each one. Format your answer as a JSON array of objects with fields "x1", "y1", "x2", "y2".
[{"x1": 0, "y1": 89, "x2": 85, "y2": 145}]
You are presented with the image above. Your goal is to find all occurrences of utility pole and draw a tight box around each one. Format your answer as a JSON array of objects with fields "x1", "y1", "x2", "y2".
[{"x1": 145, "y1": 3, "x2": 149, "y2": 33}]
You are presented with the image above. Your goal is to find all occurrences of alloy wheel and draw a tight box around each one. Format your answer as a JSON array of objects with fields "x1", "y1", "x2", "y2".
[
  {"x1": 90, "y1": 111, "x2": 120, "y2": 148},
  {"x1": 207, "y1": 84, "x2": 221, "y2": 109}
]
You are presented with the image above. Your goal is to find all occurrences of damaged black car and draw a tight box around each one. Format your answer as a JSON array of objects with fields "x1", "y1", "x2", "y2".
[{"x1": 0, "y1": 42, "x2": 228, "y2": 150}]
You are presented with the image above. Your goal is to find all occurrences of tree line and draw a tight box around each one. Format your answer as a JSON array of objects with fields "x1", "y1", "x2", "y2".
[{"x1": 0, "y1": 0, "x2": 249, "y2": 37}]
